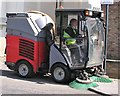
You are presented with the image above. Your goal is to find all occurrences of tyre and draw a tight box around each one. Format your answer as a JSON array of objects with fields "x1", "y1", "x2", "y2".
[
  {"x1": 51, "y1": 64, "x2": 71, "y2": 83},
  {"x1": 16, "y1": 61, "x2": 34, "y2": 78}
]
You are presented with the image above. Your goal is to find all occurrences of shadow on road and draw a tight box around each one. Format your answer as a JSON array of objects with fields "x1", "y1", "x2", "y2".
[{"x1": 1, "y1": 69, "x2": 65, "y2": 85}]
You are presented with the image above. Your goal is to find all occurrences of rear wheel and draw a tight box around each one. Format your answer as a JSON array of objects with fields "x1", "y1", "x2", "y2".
[
  {"x1": 51, "y1": 64, "x2": 71, "y2": 83},
  {"x1": 16, "y1": 61, "x2": 34, "y2": 78}
]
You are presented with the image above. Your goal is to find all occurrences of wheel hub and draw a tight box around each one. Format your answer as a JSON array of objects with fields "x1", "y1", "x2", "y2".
[
  {"x1": 54, "y1": 67, "x2": 65, "y2": 81},
  {"x1": 19, "y1": 64, "x2": 29, "y2": 76}
]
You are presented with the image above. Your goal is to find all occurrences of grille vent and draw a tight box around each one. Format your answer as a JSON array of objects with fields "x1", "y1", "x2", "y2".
[{"x1": 19, "y1": 39, "x2": 34, "y2": 60}]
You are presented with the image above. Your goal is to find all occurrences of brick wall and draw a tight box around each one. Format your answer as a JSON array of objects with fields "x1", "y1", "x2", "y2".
[{"x1": 102, "y1": 2, "x2": 120, "y2": 60}]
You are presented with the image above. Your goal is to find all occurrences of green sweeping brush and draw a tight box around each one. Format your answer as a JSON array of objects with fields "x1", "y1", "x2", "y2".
[
  {"x1": 69, "y1": 80, "x2": 98, "y2": 89},
  {"x1": 90, "y1": 76, "x2": 113, "y2": 83}
]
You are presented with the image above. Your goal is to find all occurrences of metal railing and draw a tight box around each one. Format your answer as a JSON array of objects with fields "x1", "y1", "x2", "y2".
[{"x1": 106, "y1": 59, "x2": 120, "y2": 63}]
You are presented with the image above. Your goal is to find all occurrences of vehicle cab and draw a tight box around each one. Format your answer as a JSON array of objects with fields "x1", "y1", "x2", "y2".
[{"x1": 51, "y1": 9, "x2": 105, "y2": 70}]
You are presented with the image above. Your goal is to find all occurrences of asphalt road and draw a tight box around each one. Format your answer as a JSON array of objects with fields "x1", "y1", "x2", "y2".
[{"x1": 0, "y1": 57, "x2": 96, "y2": 95}]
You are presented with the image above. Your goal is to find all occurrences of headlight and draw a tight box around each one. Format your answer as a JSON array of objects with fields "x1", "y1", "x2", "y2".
[
  {"x1": 85, "y1": 10, "x2": 93, "y2": 16},
  {"x1": 89, "y1": 11, "x2": 93, "y2": 16}
]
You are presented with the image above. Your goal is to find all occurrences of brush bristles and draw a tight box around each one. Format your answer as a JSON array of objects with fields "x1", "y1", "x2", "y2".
[
  {"x1": 69, "y1": 80, "x2": 98, "y2": 89},
  {"x1": 90, "y1": 76, "x2": 113, "y2": 83}
]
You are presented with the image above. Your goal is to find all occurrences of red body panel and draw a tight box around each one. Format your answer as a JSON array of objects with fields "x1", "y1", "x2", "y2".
[{"x1": 6, "y1": 35, "x2": 47, "y2": 72}]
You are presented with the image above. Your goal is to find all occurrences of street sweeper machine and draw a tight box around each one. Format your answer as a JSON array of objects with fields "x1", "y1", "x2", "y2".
[
  {"x1": 5, "y1": 9, "x2": 106, "y2": 83},
  {"x1": 5, "y1": 1, "x2": 113, "y2": 84}
]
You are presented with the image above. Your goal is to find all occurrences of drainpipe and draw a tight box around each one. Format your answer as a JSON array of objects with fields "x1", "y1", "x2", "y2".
[{"x1": 103, "y1": 4, "x2": 109, "y2": 72}]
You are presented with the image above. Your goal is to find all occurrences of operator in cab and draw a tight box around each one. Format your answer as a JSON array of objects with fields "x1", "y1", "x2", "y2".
[
  {"x1": 63, "y1": 18, "x2": 78, "y2": 45},
  {"x1": 63, "y1": 18, "x2": 84, "y2": 64}
]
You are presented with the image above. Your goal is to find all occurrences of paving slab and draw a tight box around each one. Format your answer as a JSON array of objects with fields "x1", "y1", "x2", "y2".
[{"x1": 89, "y1": 79, "x2": 119, "y2": 95}]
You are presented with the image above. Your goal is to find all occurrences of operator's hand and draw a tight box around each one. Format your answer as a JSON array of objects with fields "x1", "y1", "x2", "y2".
[{"x1": 77, "y1": 34, "x2": 85, "y2": 38}]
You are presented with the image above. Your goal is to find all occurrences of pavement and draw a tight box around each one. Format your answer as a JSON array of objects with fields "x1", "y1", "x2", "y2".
[
  {"x1": 89, "y1": 79, "x2": 119, "y2": 95},
  {"x1": 0, "y1": 56, "x2": 119, "y2": 95}
]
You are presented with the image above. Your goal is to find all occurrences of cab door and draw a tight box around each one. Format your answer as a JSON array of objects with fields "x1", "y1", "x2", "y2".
[{"x1": 86, "y1": 18, "x2": 105, "y2": 67}]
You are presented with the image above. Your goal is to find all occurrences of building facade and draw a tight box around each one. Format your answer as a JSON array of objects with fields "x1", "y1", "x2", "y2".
[{"x1": 102, "y1": 1, "x2": 120, "y2": 60}]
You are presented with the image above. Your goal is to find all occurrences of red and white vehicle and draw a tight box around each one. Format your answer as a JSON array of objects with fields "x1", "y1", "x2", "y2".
[{"x1": 5, "y1": 10, "x2": 105, "y2": 83}]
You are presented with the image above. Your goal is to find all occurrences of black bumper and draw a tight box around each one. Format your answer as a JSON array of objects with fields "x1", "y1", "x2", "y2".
[{"x1": 5, "y1": 62, "x2": 16, "y2": 70}]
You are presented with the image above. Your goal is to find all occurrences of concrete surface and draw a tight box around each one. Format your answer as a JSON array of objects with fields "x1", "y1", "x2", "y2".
[
  {"x1": 89, "y1": 79, "x2": 119, "y2": 95},
  {"x1": 0, "y1": 57, "x2": 96, "y2": 95},
  {"x1": 0, "y1": 56, "x2": 119, "y2": 95}
]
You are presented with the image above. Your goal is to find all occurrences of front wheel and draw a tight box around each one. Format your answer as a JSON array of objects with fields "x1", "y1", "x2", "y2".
[
  {"x1": 16, "y1": 61, "x2": 34, "y2": 78},
  {"x1": 51, "y1": 64, "x2": 71, "y2": 83}
]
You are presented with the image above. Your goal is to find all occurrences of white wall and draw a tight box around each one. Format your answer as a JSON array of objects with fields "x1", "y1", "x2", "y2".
[
  {"x1": 23, "y1": 2, "x2": 56, "y2": 21},
  {"x1": 0, "y1": 2, "x2": 6, "y2": 37},
  {"x1": 24, "y1": 2, "x2": 40, "y2": 12},
  {"x1": 38, "y1": 2, "x2": 56, "y2": 21},
  {"x1": 0, "y1": 2, "x2": 56, "y2": 38},
  {"x1": 0, "y1": 2, "x2": 25, "y2": 37},
  {"x1": 0, "y1": 1, "x2": 7, "y2": 56}
]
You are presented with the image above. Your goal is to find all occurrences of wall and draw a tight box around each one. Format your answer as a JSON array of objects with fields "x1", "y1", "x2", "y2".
[
  {"x1": 102, "y1": 2, "x2": 120, "y2": 78},
  {"x1": 102, "y1": 2, "x2": 120, "y2": 60}
]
